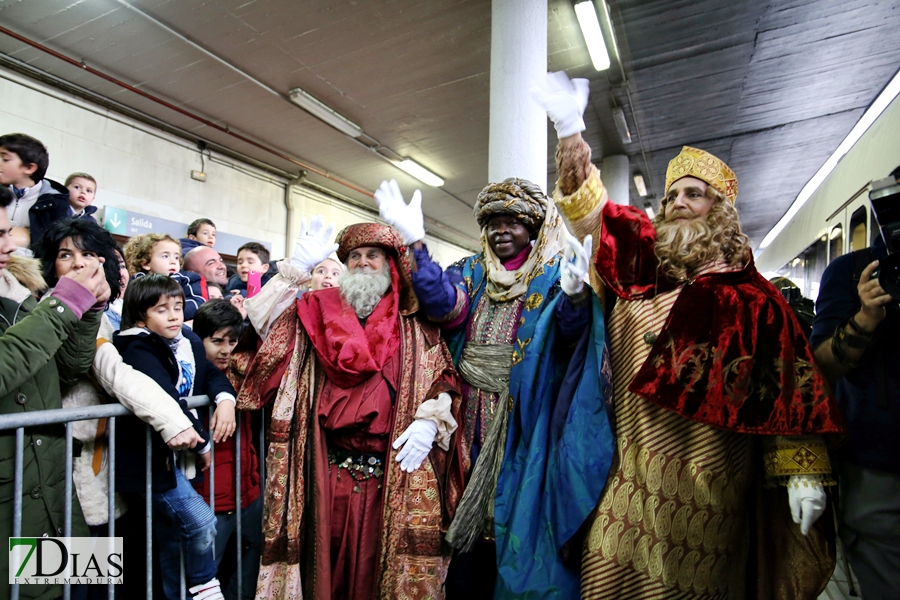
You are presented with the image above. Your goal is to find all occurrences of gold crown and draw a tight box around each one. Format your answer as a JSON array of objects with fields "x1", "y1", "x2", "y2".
[{"x1": 665, "y1": 146, "x2": 738, "y2": 203}]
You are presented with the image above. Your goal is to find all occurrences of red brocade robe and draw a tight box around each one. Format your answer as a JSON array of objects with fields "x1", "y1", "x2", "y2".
[
  {"x1": 555, "y1": 167, "x2": 845, "y2": 599},
  {"x1": 230, "y1": 261, "x2": 464, "y2": 600},
  {"x1": 595, "y1": 200, "x2": 842, "y2": 436}
]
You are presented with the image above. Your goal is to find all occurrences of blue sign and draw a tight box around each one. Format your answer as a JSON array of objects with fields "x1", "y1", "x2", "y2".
[{"x1": 100, "y1": 207, "x2": 271, "y2": 257}]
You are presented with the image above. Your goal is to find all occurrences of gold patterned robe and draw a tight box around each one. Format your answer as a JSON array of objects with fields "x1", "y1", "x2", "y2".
[{"x1": 555, "y1": 152, "x2": 836, "y2": 599}]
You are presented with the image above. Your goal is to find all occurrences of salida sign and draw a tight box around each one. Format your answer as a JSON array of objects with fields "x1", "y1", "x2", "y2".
[{"x1": 8, "y1": 537, "x2": 123, "y2": 586}]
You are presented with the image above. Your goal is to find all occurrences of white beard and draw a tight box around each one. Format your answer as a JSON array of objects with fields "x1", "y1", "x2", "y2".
[{"x1": 338, "y1": 264, "x2": 391, "y2": 318}]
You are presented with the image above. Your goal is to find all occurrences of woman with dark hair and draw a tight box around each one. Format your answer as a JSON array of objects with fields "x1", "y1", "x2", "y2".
[
  {"x1": 34, "y1": 217, "x2": 123, "y2": 303},
  {"x1": 0, "y1": 189, "x2": 108, "y2": 600},
  {"x1": 35, "y1": 219, "x2": 206, "y2": 598}
]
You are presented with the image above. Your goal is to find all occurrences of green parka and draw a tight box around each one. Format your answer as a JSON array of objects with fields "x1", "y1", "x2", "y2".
[{"x1": 0, "y1": 258, "x2": 98, "y2": 600}]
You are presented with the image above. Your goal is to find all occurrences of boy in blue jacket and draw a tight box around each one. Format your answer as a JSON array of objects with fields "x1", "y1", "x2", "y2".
[{"x1": 114, "y1": 274, "x2": 236, "y2": 600}]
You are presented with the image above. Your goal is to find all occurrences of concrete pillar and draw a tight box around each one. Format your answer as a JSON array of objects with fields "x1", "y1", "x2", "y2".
[
  {"x1": 488, "y1": 0, "x2": 548, "y2": 192},
  {"x1": 601, "y1": 154, "x2": 630, "y2": 206}
]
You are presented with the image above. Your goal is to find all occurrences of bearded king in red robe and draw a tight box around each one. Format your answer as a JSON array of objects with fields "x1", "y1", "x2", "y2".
[
  {"x1": 533, "y1": 72, "x2": 845, "y2": 599},
  {"x1": 230, "y1": 220, "x2": 464, "y2": 600}
]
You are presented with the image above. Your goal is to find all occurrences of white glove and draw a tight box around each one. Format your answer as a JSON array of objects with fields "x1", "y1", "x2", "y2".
[
  {"x1": 392, "y1": 418, "x2": 438, "y2": 473},
  {"x1": 290, "y1": 215, "x2": 339, "y2": 273},
  {"x1": 788, "y1": 475, "x2": 826, "y2": 536},
  {"x1": 561, "y1": 232, "x2": 592, "y2": 297},
  {"x1": 374, "y1": 179, "x2": 425, "y2": 245},
  {"x1": 531, "y1": 71, "x2": 591, "y2": 139}
]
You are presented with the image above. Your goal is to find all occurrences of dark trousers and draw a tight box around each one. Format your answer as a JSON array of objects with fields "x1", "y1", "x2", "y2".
[{"x1": 446, "y1": 541, "x2": 496, "y2": 600}]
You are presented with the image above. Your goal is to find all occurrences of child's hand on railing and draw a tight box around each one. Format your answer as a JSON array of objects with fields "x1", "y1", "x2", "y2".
[
  {"x1": 197, "y1": 449, "x2": 212, "y2": 472},
  {"x1": 210, "y1": 401, "x2": 236, "y2": 443}
]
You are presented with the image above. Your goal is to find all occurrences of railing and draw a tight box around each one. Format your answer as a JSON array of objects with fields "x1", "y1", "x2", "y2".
[{"x1": 0, "y1": 397, "x2": 265, "y2": 600}]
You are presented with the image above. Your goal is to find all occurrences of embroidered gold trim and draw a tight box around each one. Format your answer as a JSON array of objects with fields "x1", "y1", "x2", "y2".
[
  {"x1": 554, "y1": 166, "x2": 606, "y2": 223},
  {"x1": 762, "y1": 435, "x2": 834, "y2": 486}
]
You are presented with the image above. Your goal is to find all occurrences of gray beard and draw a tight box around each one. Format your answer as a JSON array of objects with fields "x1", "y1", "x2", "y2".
[{"x1": 338, "y1": 264, "x2": 392, "y2": 318}]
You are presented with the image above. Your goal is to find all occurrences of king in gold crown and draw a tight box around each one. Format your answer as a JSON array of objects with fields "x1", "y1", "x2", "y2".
[{"x1": 665, "y1": 146, "x2": 738, "y2": 203}]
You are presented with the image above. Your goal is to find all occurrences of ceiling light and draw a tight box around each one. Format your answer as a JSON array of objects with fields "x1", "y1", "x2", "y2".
[
  {"x1": 644, "y1": 204, "x2": 655, "y2": 220},
  {"x1": 396, "y1": 159, "x2": 444, "y2": 187},
  {"x1": 288, "y1": 87, "x2": 363, "y2": 138},
  {"x1": 633, "y1": 173, "x2": 647, "y2": 197},
  {"x1": 612, "y1": 106, "x2": 631, "y2": 144},
  {"x1": 759, "y1": 68, "x2": 900, "y2": 250},
  {"x1": 574, "y1": 1, "x2": 611, "y2": 72}
]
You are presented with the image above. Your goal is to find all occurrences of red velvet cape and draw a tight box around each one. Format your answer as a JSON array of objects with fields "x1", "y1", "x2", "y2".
[{"x1": 597, "y1": 202, "x2": 843, "y2": 435}]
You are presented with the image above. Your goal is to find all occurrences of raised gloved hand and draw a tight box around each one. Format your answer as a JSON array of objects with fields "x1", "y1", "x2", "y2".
[
  {"x1": 290, "y1": 215, "x2": 339, "y2": 273},
  {"x1": 374, "y1": 179, "x2": 425, "y2": 245},
  {"x1": 392, "y1": 418, "x2": 438, "y2": 473},
  {"x1": 531, "y1": 71, "x2": 591, "y2": 139},
  {"x1": 788, "y1": 475, "x2": 827, "y2": 536},
  {"x1": 561, "y1": 232, "x2": 592, "y2": 297}
]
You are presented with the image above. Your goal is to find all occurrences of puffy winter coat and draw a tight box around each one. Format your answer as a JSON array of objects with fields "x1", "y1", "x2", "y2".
[
  {"x1": 193, "y1": 408, "x2": 260, "y2": 512},
  {"x1": 0, "y1": 257, "x2": 97, "y2": 600}
]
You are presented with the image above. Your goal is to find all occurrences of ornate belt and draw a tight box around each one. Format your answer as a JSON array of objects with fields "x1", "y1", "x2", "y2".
[{"x1": 327, "y1": 447, "x2": 385, "y2": 493}]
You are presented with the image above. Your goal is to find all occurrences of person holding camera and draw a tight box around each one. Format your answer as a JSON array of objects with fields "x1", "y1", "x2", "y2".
[{"x1": 810, "y1": 166, "x2": 900, "y2": 600}]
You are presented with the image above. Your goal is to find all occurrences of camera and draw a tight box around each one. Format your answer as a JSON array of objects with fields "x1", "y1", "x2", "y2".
[{"x1": 869, "y1": 176, "x2": 900, "y2": 298}]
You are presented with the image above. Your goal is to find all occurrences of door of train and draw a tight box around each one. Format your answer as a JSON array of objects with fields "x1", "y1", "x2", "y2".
[{"x1": 824, "y1": 186, "x2": 871, "y2": 266}]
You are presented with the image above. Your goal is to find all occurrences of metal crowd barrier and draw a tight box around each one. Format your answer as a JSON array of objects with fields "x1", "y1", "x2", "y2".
[{"x1": 0, "y1": 397, "x2": 266, "y2": 600}]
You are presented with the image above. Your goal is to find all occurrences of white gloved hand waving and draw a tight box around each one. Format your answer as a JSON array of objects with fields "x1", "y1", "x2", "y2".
[
  {"x1": 788, "y1": 475, "x2": 827, "y2": 536},
  {"x1": 290, "y1": 215, "x2": 339, "y2": 273},
  {"x1": 374, "y1": 179, "x2": 425, "y2": 245},
  {"x1": 531, "y1": 71, "x2": 591, "y2": 139},
  {"x1": 392, "y1": 418, "x2": 438, "y2": 473},
  {"x1": 561, "y1": 232, "x2": 592, "y2": 297}
]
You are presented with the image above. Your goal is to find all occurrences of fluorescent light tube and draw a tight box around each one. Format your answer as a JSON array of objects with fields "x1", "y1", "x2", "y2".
[
  {"x1": 288, "y1": 87, "x2": 363, "y2": 138},
  {"x1": 633, "y1": 173, "x2": 647, "y2": 197},
  {"x1": 644, "y1": 205, "x2": 655, "y2": 220},
  {"x1": 397, "y1": 159, "x2": 444, "y2": 187},
  {"x1": 759, "y1": 68, "x2": 900, "y2": 249},
  {"x1": 574, "y1": 1, "x2": 611, "y2": 72}
]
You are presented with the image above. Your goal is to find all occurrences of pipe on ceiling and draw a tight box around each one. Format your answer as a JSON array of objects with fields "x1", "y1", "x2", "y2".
[{"x1": 0, "y1": 24, "x2": 373, "y2": 198}]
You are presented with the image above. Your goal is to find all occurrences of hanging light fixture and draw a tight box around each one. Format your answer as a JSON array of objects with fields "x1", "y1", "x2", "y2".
[{"x1": 288, "y1": 87, "x2": 363, "y2": 138}]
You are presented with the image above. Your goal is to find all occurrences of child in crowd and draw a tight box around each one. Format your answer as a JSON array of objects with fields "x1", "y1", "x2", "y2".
[
  {"x1": 65, "y1": 173, "x2": 99, "y2": 216},
  {"x1": 309, "y1": 256, "x2": 343, "y2": 291},
  {"x1": 114, "y1": 274, "x2": 237, "y2": 600},
  {"x1": 182, "y1": 218, "x2": 217, "y2": 254},
  {"x1": 0, "y1": 132, "x2": 70, "y2": 250},
  {"x1": 124, "y1": 233, "x2": 207, "y2": 320},
  {"x1": 29, "y1": 172, "x2": 100, "y2": 247},
  {"x1": 192, "y1": 300, "x2": 261, "y2": 600},
  {"x1": 206, "y1": 281, "x2": 225, "y2": 300},
  {"x1": 225, "y1": 242, "x2": 271, "y2": 296}
]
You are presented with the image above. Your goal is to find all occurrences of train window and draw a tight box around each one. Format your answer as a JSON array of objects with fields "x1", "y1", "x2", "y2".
[
  {"x1": 783, "y1": 237, "x2": 827, "y2": 299},
  {"x1": 829, "y1": 225, "x2": 843, "y2": 262},
  {"x1": 849, "y1": 206, "x2": 868, "y2": 252},
  {"x1": 785, "y1": 257, "x2": 806, "y2": 292}
]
